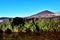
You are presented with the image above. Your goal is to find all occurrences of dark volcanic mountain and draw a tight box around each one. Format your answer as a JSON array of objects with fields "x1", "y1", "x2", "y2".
[{"x1": 27, "y1": 10, "x2": 55, "y2": 18}]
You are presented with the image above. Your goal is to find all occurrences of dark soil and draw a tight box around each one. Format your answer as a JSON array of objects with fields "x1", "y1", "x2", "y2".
[{"x1": 1, "y1": 32, "x2": 60, "y2": 40}]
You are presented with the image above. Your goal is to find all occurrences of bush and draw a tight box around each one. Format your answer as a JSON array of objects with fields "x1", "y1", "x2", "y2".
[{"x1": 5, "y1": 28, "x2": 12, "y2": 34}]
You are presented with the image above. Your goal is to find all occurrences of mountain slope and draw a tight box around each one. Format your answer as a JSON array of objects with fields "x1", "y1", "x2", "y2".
[{"x1": 27, "y1": 10, "x2": 55, "y2": 18}]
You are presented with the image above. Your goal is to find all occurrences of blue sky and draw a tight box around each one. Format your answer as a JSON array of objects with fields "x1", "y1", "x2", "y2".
[{"x1": 0, "y1": 0, "x2": 60, "y2": 17}]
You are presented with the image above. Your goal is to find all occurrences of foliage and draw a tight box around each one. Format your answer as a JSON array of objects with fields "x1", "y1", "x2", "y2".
[{"x1": 0, "y1": 17, "x2": 60, "y2": 32}]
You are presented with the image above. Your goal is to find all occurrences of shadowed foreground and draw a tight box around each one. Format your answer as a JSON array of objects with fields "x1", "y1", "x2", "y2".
[{"x1": 0, "y1": 32, "x2": 60, "y2": 40}]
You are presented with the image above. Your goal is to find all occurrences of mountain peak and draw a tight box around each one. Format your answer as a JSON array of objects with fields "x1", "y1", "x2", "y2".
[
  {"x1": 31, "y1": 10, "x2": 54, "y2": 16},
  {"x1": 38, "y1": 10, "x2": 54, "y2": 14},
  {"x1": 42, "y1": 10, "x2": 50, "y2": 12},
  {"x1": 27, "y1": 10, "x2": 55, "y2": 18}
]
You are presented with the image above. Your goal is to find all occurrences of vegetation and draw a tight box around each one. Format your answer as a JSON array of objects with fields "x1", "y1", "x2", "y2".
[
  {"x1": 0, "y1": 17, "x2": 60, "y2": 40},
  {"x1": 0, "y1": 17, "x2": 60, "y2": 33}
]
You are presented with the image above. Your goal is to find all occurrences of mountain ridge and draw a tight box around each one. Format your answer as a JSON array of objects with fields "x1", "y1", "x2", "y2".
[
  {"x1": 0, "y1": 10, "x2": 60, "y2": 19},
  {"x1": 27, "y1": 10, "x2": 55, "y2": 18}
]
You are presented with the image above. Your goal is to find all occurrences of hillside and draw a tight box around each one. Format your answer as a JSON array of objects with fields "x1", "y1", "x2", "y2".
[{"x1": 26, "y1": 10, "x2": 60, "y2": 18}]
